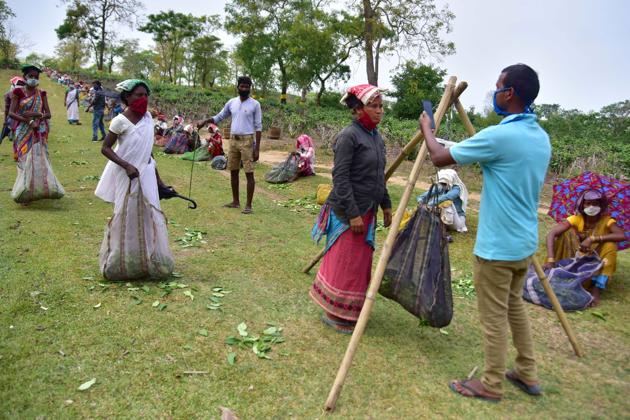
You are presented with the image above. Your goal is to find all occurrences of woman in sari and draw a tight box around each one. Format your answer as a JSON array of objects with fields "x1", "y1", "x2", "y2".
[
  {"x1": 8, "y1": 64, "x2": 51, "y2": 162},
  {"x1": 65, "y1": 83, "x2": 81, "y2": 125},
  {"x1": 295, "y1": 134, "x2": 315, "y2": 177},
  {"x1": 310, "y1": 84, "x2": 392, "y2": 333},
  {"x1": 417, "y1": 168, "x2": 469, "y2": 235},
  {"x1": 543, "y1": 190, "x2": 625, "y2": 306},
  {"x1": 95, "y1": 79, "x2": 165, "y2": 213}
]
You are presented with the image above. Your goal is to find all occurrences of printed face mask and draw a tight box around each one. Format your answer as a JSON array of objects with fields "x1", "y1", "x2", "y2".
[
  {"x1": 25, "y1": 78, "x2": 39, "y2": 87},
  {"x1": 129, "y1": 96, "x2": 148, "y2": 115},
  {"x1": 583, "y1": 206, "x2": 601, "y2": 216}
]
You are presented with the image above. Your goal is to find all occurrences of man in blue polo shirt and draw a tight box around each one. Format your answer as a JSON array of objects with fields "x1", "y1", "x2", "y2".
[
  {"x1": 198, "y1": 76, "x2": 262, "y2": 214},
  {"x1": 420, "y1": 64, "x2": 551, "y2": 402}
]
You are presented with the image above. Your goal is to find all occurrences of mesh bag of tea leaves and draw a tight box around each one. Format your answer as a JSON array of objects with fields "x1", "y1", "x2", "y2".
[
  {"x1": 379, "y1": 186, "x2": 453, "y2": 328},
  {"x1": 11, "y1": 142, "x2": 65, "y2": 203},
  {"x1": 264, "y1": 153, "x2": 299, "y2": 184},
  {"x1": 99, "y1": 181, "x2": 174, "y2": 281}
]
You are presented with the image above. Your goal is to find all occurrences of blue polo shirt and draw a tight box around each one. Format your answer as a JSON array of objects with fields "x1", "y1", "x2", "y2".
[{"x1": 450, "y1": 113, "x2": 551, "y2": 261}]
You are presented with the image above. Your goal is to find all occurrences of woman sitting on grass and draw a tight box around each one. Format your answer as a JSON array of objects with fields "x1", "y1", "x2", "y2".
[
  {"x1": 310, "y1": 84, "x2": 392, "y2": 334},
  {"x1": 543, "y1": 189, "x2": 625, "y2": 306},
  {"x1": 295, "y1": 134, "x2": 315, "y2": 177}
]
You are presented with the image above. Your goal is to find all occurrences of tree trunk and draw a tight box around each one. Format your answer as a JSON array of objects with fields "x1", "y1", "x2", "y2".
[
  {"x1": 278, "y1": 57, "x2": 288, "y2": 104},
  {"x1": 301, "y1": 86, "x2": 308, "y2": 102},
  {"x1": 316, "y1": 78, "x2": 326, "y2": 106},
  {"x1": 362, "y1": 0, "x2": 377, "y2": 86},
  {"x1": 98, "y1": 6, "x2": 106, "y2": 71}
]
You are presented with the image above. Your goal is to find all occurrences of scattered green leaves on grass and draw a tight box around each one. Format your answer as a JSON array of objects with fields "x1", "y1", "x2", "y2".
[
  {"x1": 80, "y1": 175, "x2": 100, "y2": 181},
  {"x1": 206, "y1": 287, "x2": 231, "y2": 311},
  {"x1": 227, "y1": 352, "x2": 237, "y2": 365},
  {"x1": 70, "y1": 160, "x2": 88, "y2": 166},
  {"x1": 152, "y1": 300, "x2": 160, "y2": 308},
  {"x1": 453, "y1": 273, "x2": 476, "y2": 297},
  {"x1": 592, "y1": 311, "x2": 607, "y2": 321},
  {"x1": 267, "y1": 183, "x2": 291, "y2": 190},
  {"x1": 274, "y1": 197, "x2": 319, "y2": 214},
  {"x1": 198, "y1": 329, "x2": 209, "y2": 337},
  {"x1": 183, "y1": 290, "x2": 195, "y2": 301},
  {"x1": 225, "y1": 323, "x2": 285, "y2": 362},
  {"x1": 175, "y1": 228, "x2": 207, "y2": 248},
  {"x1": 77, "y1": 378, "x2": 96, "y2": 391}
]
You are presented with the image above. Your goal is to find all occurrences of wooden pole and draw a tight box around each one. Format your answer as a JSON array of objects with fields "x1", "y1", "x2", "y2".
[
  {"x1": 454, "y1": 99, "x2": 476, "y2": 137},
  {"x1": 302, "y1": 80, "x2": 468, "y2": 275},
  {"x1": 324, "y1": 77, "x2": 458, "y2": 412},
  {"x1": 531, "y1": 257, "x2": 585, "y2": 357}
]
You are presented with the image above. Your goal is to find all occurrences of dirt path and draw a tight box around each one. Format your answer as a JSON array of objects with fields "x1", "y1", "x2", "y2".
[{"x1": 258, "y1": 149, "x2": 550, "y2": 215}]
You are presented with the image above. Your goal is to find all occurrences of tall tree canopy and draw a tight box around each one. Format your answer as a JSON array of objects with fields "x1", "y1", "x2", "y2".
[
  {"x1": 354, "y1": 0, "x2": 455, "y2": 85},
  {"x1": 58, "y1": 0, "x2": 143, "y2": 71}
]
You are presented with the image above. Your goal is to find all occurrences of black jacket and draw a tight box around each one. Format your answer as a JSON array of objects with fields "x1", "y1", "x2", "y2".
[{"x1": 327, "y1": 120, "x2": 391, "y2": 222}]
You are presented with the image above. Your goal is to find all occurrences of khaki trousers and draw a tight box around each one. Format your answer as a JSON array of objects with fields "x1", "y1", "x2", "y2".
[{"x1": 473, "y1": 255, "x2": 538, "y2": 395}]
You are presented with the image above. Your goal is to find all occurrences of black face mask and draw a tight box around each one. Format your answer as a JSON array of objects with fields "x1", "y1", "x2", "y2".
[{"x1": 239, "y1": 89, "x2": 250, "y2": 99}]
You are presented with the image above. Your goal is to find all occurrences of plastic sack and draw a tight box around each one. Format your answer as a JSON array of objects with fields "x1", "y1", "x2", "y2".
[
  {"x1": 11, "y1": 142, "x2": 65, "y2": 203},
  {"x1": 264, "y1": 153, "x2": 299, "y2": 184},
  {"x1": 99, "y1": 182, "x2": 174, "y2": 281},
  {"x1": 523, "y1": 253, "x2": 602, "y2": 311},
  {"x1": 210, "y1": 155, "x2": 227, "y2": 170},
  {"x1": 181, "y1": 145, "x2": 212, "y2": 161},
  {"x1": 379, "y1": 196, "x2": 453, "y2": 327},
  {"x1": 316, "y1": 183, "x2": 332, "y2": 205}
]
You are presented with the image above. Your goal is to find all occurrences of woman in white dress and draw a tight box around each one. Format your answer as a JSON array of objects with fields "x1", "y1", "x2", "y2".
[
  {"x1": 95, "y1": 79, "x2": 173, "y2": 280},
  {"x1": 95, "y1": 79, "x2": 161, "y2": 211},
  {"x1": 65, "y1": 83, "x2": 81, "y2": 125}
]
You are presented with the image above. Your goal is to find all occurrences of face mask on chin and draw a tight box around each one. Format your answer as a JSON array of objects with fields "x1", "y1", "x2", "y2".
[{"x1": 583, "y1": 206, "x2": 601, "y2": 216}]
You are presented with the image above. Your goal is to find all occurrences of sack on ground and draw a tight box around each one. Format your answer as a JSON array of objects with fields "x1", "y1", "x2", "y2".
[
  {"x1": 522, "y1": 253, "x2": 602, "y2": 311},
  {"x1": 99, "y1": 182, "x2": 174, "y2": 281},
  {"x1": 210, "y1": 155, "x2": 227, "y2": 170},
  {"x1": 379, "y1": 202, "x2": 453, "y2": 327},
  {"x1": 181, "y1": 145, "x2": 212, "y2": 161},
  {"x1": 316, "y1": 184, "x2": 332, "y2": 205},
  {"x1": 11, "y1": 142, "x2": 65, "y2": 203},
  {"x1": 264, "y1": 153, "x2": 299, "y2": 184}
]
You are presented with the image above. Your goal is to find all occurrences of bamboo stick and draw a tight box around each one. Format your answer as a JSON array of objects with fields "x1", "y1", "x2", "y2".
[
  {"x1": 302, "y1": 80, "x2": 467, "y2": 275},
  {"x1": 454, "y1": 99, "x2": 476, "y2": 137},
  {"x1": 531, "y1": 257, "x2": 585, "y2": 357},
  {"x1": 323, "y1": 77, "x2": 457, "y2": 412}
]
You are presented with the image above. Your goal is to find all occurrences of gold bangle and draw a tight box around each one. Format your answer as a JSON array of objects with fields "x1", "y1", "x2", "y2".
[{"x1": 546, "y1": 257, "x2": 555, "y2": 263}]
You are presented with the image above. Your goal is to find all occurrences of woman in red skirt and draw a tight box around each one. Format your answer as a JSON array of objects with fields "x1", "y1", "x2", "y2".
[{"x1": 310, "y1": 84, "x2": 392, "y2": 333}]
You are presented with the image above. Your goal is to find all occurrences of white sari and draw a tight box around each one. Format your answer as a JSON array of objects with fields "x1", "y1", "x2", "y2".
[
  {"x1": 95, "y1": 112, "x2": 159, "y2": 212},
  {"x1": 65, "y1": 88, "x2": 80, "y2": 121}
]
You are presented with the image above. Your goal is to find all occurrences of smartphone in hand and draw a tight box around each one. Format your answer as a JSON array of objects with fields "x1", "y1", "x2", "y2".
[{"x1": 422, "y1": 100, "x2": 435, "y2": 130}]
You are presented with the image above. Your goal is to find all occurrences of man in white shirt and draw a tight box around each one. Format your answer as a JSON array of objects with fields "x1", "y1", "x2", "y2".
[{"x1": 198, "y1": 76, "x2": 262, "y2": 214}]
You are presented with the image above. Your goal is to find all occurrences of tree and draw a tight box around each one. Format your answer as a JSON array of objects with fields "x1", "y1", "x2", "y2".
[
  {"x1": 287, "y1": 7, "x2": 358, "y2": 105},
  {"x1": 390, "y1": 61, "x2": 445, "y2": 119},
  {"x1": 0, "y1": 1, "x2": 16, "y2": 65},
  {"x1": 54, "y1": 38, "x2": 89, "y2": 70},
  {"x1": 139, "y1": 10, "x2": 206, "y2": 83},
  {"x1": 352, "y1": 0, "x2": 455, "y2": 85},
  {"x1": 225, "y1": 0, "x2": 308, "y2": 103},
  {"x1": 59, "y1": 0, "x2": 143, "y2": 70},
  {"x1": 120, "y1": 47, "x2": 156, "y2": 79},
  {"x1": 191, "y1": 35, "x2": 229, "y2": 88}
]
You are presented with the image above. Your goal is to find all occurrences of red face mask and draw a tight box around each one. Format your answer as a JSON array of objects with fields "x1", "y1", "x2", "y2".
[
  {"x1": 129, "y1": 96, "x2": 148, "y2": 115},
  {"x1": 357, "y1": 111, "x2": 377, "y2": 131}
]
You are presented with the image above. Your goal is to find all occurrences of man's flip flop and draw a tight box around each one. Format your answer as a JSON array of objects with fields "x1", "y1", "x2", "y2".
[
  {"x1": 241, "y1": 208, "x2": 253, "y2": 214},
  {"x1": 505, "y1": 370, "x2": 542, "y2": 396},
  {"x1": 223, "y1": 203, "x2": 240, "y2": 209},
  {"x1": 449, "y1": 379, "x2": 501, "y2": 403}
]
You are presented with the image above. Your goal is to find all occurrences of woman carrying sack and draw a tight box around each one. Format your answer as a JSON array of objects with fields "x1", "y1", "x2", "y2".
[
  {"x1": 309, "y1": 84, "x2": 392, "y2": 334},
  {"x1": 9, "y1": 64, "x2": 64, "y2": 204},
  {"x1": 95, "y1": 79, "x2": 174, "y2": 281}
]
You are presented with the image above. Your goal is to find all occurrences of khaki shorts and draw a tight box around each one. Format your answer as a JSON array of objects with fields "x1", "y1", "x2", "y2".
[{"x1": 227, "y1": 134, "x2": 254, "y2": 173}]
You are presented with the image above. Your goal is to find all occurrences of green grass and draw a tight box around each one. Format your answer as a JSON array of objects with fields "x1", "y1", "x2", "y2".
[{"x1": 0, "y1": 72, "x2": 629, "y2": 418}]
